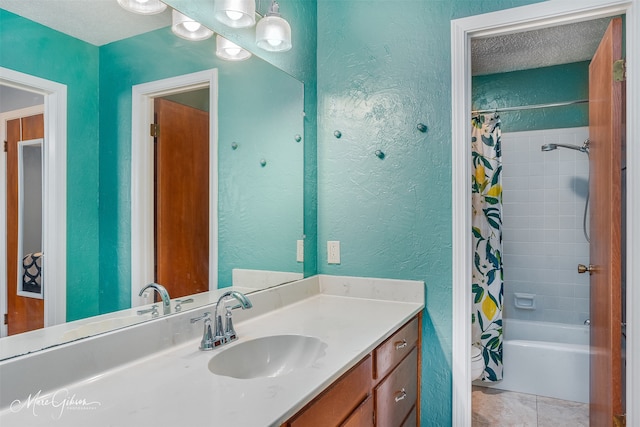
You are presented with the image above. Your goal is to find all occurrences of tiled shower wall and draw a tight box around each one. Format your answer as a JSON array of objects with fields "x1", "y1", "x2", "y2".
[{"x1": 502, "y1": 127, "x2": 590, "y2": 325}]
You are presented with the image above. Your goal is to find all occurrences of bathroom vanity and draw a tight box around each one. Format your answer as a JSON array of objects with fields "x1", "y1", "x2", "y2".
[
  {"x1": 284, "y1": 315, "x2": 420, "y2": 426},
  {"x1": 0, "y1": 275, "x2": 424, "y2": 426}
]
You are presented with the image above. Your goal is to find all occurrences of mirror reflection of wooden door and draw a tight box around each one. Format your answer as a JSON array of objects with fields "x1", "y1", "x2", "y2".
[
  {"x1": 154, "y1": 98, "x2": 209, "y2": 299},
  {"x1": 588, "y1": 17, "x2": 625, "y2": 425},
  {"x1": 5, "y1": 113, "x2": 44, "y2": 335}
]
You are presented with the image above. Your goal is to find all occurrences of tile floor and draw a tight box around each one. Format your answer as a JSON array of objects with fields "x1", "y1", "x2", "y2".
[{"x1": 472, "y1": 386, "x2": 589, "y2": 427}]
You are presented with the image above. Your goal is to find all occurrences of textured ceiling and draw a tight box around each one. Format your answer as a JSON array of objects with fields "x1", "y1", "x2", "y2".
[
  {"x1": 472, "y1": 18, "x2": 612, "y2": 76},
  {"x1": 0, "y1": 0, "x2": 171, "y2": 46},
  {"x1": 1, "y1": 2, "x2": 613, "y2": 70}
]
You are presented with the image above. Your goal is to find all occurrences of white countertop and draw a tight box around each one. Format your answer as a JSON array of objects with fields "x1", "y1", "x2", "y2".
[{"x1": 0, "y1": 276, "x2": 423, "y2": 427}]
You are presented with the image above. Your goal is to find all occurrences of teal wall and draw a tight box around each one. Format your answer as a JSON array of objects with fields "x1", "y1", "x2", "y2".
[
  {"x1": 98, "y1": 28, "x2": 305, "y2": 311},
  {"x1": 1, "y1": 8, "x2": 307, "y2": 319},
  {"x1": 0, "y1": 10, "x2": 101, "y2": 321},
  {"x1": 163, "y1": 0, "x2": 319, "y2": 276},
  {"x1": 316, "y1": 1, "x2": 543, "y2": 424},
  {"x1": 472, "y1": 61, "x2": 590, "y2": 132}
]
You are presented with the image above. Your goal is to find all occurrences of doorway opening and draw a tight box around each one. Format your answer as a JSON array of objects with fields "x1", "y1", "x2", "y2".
[
  {"x1": 130, "y1": 69, "x2": 218, "y2": 307},
  {"x1": 0, "y1": 67, "x2": 67, "y2": 337},
  {"x1": 451, "y1": 2, "x2": 638, "y2": 426}
]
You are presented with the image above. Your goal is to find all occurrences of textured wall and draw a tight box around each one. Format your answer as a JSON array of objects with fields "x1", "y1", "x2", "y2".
[
  {"x1": 316, "y1": 1, "x2": 543, "y2": 424},
  {"x1": 472, "y1": 61, "x2": 590, "y2": 132},
  {"x1": 0, "y1": 9, "x2": 101, "y2": 321},
  {"x1": 98, "y1": 28, "x2": 304, "y2": 312}
]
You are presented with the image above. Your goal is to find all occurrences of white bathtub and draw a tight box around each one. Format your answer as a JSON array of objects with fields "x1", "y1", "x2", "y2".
[{"x1": 477, "y1": 318, "x2": 590, "y2": 403}]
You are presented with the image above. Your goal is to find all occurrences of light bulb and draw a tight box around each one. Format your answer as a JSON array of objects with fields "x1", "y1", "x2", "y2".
[
  {"x1": 183, "y1": 21, "x2": 201, "y2": 32},
  {"x1": 225, "y1": 47, "x2": 242, "y2": 56},
  {"x1": 225, "y1": 10, "x2": 243, "y2": 21},
  {"x1": 267, "y1": 39, "x2": 282, "y2": 47}
]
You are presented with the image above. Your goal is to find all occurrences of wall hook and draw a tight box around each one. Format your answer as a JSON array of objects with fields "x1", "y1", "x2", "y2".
[
  {"x1": 334, "y1": 130, "x2": 342, "y2": 139},
  {"x1": 375, "y1": 150, "x2": 385, "y2": 159},
  {"x1": 417, "y1": 123, "x2": 428, "y2": 133}
]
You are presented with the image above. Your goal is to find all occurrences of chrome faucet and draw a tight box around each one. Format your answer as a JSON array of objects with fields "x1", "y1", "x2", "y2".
[
  {"x1": 214, "y1": 291, "x2": 253, "y2": 348},
  {"x1": 189, "y1": 291, "x2": 252, "y2": 351},
  {"x1": 138, "y1": 283, "x2": 171, "y2": 315}
]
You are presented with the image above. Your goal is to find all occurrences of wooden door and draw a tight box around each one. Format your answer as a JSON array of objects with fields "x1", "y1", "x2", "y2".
[
  {"x1": 588, "y1": 17, "x2": 624, "y2": 425},
  {"x1": 154, "y1": 98, "x2": 209, "y2": 299},
  {"x1": 6, "y1": 113, "x2": 44, "y2": 335}
]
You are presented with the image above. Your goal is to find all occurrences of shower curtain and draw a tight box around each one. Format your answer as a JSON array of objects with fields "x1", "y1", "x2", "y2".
[{"x1": 471, "y1": 113, "x2": 504, "y2": 382}]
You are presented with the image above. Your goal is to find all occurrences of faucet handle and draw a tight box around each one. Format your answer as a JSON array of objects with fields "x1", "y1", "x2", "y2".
[
  {"x1": 190, "y1": 312, "x2": 211, "y2": 324},
  {"x1": 137, "y1": 304, "x2": 159, "y2": 317},
  {"x1": 224, "y1": 306, "x2": 238, "y2": 342},
  {"x1": 175, "y1": 298, "x2": 194, "y2": 312},
  {"x1": 190, "y1": 312, "x2": 217, "y2": 351}
]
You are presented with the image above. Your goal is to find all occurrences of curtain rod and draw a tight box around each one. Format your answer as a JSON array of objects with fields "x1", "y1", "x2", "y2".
[{"x1": 472, "y1": 99, "x2": 589, "y2": 114}]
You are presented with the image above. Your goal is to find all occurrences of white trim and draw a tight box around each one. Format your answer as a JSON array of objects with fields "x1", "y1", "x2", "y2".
[
  {"x1": 0, "y1": 67, "x2": 67, "y2": 331},
  {"x1": 451, "y1": 1, "x2": 638, "y2": 425},
  {"x1": 131, "y1": 69, "x2": 219, "y2": 308},
  {"x1": 16, "y1": 138, "x2": 44, "y2": 300}
]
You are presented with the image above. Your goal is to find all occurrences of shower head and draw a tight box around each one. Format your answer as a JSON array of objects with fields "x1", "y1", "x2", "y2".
[{"x1": 541, "y1": 140, "x2": 590, "y2": 154}]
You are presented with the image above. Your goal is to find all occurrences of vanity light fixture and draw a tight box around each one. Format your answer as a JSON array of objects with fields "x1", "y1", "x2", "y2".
[
  {"x1": 255, "y1": 0, "x2": 291, "y2": 52},
  {"x1": 172, "y1": 10, "x2": 213, "y2": 41},
  {"x1": 117, "y1": 0, "x2": 167, "y2": 15},
  {"x1": 216, "y1": 35, "x2": 252, "y2": 61},
  {"x1": 213, "y1": 0, "x2": 256, "y2": 28}
]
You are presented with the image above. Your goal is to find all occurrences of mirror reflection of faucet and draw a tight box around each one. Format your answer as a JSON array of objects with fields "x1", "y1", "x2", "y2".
[
  {"x1": 136, "y1": 304, "x2": 159, "y2": 318},
  {"x1": 138, "y1": 283, "x2": 171, "y2": 315},
  {"x1": 190, "y1": 291, "x2": 253, "y2": 351},
  {"x1": 175, "y1": 298, "x2": 194, "y2": 312}
]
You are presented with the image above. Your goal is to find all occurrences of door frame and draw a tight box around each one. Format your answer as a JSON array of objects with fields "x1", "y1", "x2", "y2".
[
  {"x1": 450, "y1": 1, "x2": 639, "y2": 425},
  {"x1": 0, "y1": 67, "x2": 67, "y2": 335},
  {"x1": 130, "y1": 69, "x2": 219, "y2": 307}
]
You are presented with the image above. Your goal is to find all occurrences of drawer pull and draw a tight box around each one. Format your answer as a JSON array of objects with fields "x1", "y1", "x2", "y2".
[
  {"x1": 395, "y1": 339, "x2": 408, "y2": 350},
  {"x1": 394, "y1": 388, "x2": 407, "y2": 403}
]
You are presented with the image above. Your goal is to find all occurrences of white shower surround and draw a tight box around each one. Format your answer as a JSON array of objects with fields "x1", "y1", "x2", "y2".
[{"x1": 502, "y1": 127, "x2": 591, "y2": 325}]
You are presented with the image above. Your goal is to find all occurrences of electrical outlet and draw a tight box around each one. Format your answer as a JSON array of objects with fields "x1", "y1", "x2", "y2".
[
  {"x1": 296, "y1": 240, "x2": 304, "y2": 262},
  {"x1": 327, "y1": 241, "x2": 341, "y2": 264}
]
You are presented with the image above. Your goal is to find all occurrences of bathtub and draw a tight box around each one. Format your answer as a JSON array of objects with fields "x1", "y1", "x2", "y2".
[{"x1": 476, "y1": 318, "x2": 590, "y2": 403}]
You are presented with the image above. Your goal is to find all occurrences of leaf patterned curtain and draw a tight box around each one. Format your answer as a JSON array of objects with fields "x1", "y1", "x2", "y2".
[{"x1": 471, "y1": 113, "x2": 503, "y2": 382}]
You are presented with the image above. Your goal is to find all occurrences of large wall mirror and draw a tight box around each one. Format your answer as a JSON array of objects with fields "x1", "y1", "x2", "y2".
[{"x1": 0, "y1": 2, "x2": 305, "y2": 360}]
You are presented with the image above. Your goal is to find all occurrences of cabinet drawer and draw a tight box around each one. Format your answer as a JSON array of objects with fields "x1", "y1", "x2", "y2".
[
  {"x1": 400, "y1": 405, "x2": 417, "y2": 427},
  {"x1": 374, "y1": 317, "x2": 419, "y2": 380},
  {"x1": 374, "y1": 347, "x2": 418, "y2": 427},
  {"x1": 342, "y1": 395, "x2": 374, "y2": 427},
  {"x1": 288, "y1": 356, "x2": 372, "y2": 427}
]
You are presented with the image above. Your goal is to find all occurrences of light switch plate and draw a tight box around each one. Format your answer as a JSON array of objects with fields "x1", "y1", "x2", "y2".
[
  {"x1": 296, "y1": 240, "x2": 304, "y2": 262},
  {"x1": 327, "y1": 241, "x2": 341, "y2": 264}
]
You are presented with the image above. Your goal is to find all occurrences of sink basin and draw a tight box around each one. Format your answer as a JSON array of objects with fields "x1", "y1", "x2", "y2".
[{"x1": 208, "y1": 335, "x2": 327, "y2": 379}]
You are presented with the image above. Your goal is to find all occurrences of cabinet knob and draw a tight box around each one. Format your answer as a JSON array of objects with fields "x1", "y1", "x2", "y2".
[
  {"x1": 394, "y1": 388, "x2": 407, "y2": 403},
  {"x1": 394, "y1": 340, "x2": 408, "y2": 350}
]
